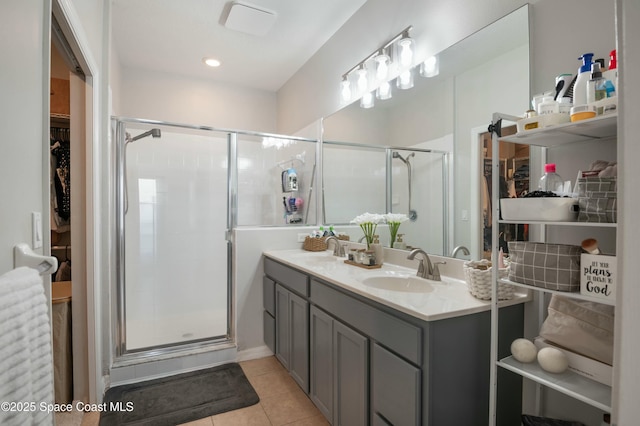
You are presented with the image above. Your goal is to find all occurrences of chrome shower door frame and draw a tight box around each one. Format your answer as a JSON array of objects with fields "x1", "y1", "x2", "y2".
[{"x1": 113, "y1": 117, "x2": 235, "y2": 363}]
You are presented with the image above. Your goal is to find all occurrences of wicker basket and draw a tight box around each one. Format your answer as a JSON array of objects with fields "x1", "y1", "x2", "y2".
[
  {"x1": 463, "y1": 259, "x2": 514, "y2": 300},
  {"x1": 303, "y1": 236, "x2": 328, "y2": 252}
]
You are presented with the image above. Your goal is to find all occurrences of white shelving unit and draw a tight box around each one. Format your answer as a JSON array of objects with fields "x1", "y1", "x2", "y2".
[{"x1": 488, "y1": 113, "x2": 617, "y2": 425}]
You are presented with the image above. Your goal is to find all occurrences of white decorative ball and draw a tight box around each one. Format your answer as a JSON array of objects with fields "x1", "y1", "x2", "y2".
[
  {"x1": 537, "y1": 347, "x2": 569, "y2": 373},
  {"x1": 510, "y1": 338, "x2": 537, "y2": 363}
]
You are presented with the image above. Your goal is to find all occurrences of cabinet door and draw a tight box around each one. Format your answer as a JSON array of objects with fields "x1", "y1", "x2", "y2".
[
  {"x1": 372, "y1": 343, "x2": 421, "y2": 426},
  {"x1": 334, "y1": 320, "x2": 368, "y2": 426},
  {"x1": 289, "y1": 291, "x2": 309, "y2": 392},
  {"x1": 310, "y1": 306, "x2": 334, "y2": 422},
  {"x1": 263, "y1": 310, "x2": 275, "y2": 353},
  {"x1": 275, "y1": 283, "x2": 290, "y2": 370}
]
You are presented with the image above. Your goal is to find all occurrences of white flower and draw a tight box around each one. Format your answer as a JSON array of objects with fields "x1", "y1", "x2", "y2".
[
  {"x1": 350, "y1": 212, "x2": 385, "y2": 225},
  {"x1": 384, "y1": 213, "x2": 409, "y2": 224}
]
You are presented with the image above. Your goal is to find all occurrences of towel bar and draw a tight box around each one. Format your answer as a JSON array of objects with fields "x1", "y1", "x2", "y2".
[{"x1": 14, "y1": 243, "x2": 58, "y2": 275}]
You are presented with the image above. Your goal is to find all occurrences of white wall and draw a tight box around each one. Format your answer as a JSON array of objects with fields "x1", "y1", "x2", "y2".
[
  {"x1": 0, "y1": 0, "x2": 49, "y2": 274},
  {"x1": 234, "y1": 227, "x2": 315, "y2": 356},
  {"x1": 116, "y1": 67, "x2": 278, "y2": 133}
]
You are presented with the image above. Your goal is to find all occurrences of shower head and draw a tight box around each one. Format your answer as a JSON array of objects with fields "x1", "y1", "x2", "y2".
[
  {"x1": 126, "y1": 128, "x2": 162, "y2": 143},
  {"x1": 392, "y1": 151, "x2": 415, "y2": 164}
]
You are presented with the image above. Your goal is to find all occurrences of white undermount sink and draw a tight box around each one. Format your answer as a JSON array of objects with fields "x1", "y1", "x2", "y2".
[{"x1": 362, "y1": 273, "x2": 436, "y2": 293}]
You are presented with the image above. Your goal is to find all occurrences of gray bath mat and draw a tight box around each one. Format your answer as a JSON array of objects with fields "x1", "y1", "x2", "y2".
[{"x1": 100, "y1": 363, "x2": 259, "y2": 425}]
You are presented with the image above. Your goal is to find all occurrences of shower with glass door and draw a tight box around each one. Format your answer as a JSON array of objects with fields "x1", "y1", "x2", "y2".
[{"x1": 114, "y1": 118, "x2": 232, "y2": 358}]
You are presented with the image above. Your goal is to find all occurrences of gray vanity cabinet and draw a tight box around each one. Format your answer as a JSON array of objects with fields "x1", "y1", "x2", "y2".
[
  {"x1": 263, "y1": 277, "x2": 276, "y2": 353},
  {"x1": 275, "y1": 283, "x2": 309, "y2": 392},
  {"x1": 263, "y1": 256, "x2": 524, "y2": 426},
  {"x1": 310, "y1": 305, "x2": 368, "y2": 426}
]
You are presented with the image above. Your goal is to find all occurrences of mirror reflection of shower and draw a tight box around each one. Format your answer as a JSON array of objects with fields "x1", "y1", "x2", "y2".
[
  {"x1": 124, "y1": 128, "x2": 161, "y2": 213},
  {"x1": 393, "y1": 151, "x2": 417, "y2": 221},
  {"x1": 277, "y1": 152, "x2": 306, "y2": 225}
]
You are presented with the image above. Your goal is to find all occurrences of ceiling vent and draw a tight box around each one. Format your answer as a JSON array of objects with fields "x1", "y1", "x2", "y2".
[{"x1": 223, "y1": 1, "x2": 277, "y2": 37}]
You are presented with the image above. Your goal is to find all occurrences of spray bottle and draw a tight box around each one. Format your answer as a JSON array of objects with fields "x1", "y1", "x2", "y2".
[
  {"x1": 573, "y1": 53, "x2": 594, "y2": 106},
  {"x1": 603, "y1": 49, "x2": 618, "y2": 96}
]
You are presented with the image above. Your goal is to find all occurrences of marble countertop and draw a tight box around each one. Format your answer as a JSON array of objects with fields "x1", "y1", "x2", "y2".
[{"x1": 263, "y1": 249, "x2": 530, "y2": 322}]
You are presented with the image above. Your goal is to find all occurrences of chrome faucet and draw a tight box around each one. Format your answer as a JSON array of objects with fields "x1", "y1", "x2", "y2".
[
  {"x1": 451, "y1": 245, "x2": 470, "y2": 258},
  {"x1": 407, "y1": 248, "x2": 446, "y2": 281},
  {"x1": 325, "y1": 236, "x2": 346, "y2": 257}
]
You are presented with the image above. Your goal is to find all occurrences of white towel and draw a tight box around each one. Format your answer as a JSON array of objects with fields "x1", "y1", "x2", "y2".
[{"x1": 0, "y1": 267, "x2": 53, "y2": 426}]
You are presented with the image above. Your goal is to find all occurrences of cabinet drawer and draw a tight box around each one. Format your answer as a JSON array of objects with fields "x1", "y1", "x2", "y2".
[
  {"x1": 265, "y1": 258, "x2": 309, "y2": 296},
  {"x1": 311, "y1": 279, "x2": 422, "y2": 365},
  {"x1": 263, "y1": 276, "x2": 275, "y2": 315},
  {"x1": 372, "y1": 343, "x2": 421, "y2": 426},
  {"x1": 263, "y1": 311, "x2": 275, "y2": 353}
]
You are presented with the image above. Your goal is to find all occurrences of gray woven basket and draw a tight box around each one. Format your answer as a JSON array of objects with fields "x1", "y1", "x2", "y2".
[{"x1": 507, "y1": 242, "x2": 581, "y2": 292}]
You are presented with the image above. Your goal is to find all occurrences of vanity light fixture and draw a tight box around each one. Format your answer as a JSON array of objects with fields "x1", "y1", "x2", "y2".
[
  {"x1": 202, "y1": 57, "x2": 221, "y2": 67},
  {"x1": 340, "y1": 25, "x2": 413, "y2": 107}
]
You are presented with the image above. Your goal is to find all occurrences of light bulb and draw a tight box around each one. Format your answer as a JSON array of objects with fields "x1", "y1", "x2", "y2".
[
  {"x1": 397, "y1": 69, "x2": 414, "y2": 90},
  {"x1": 420, "y1": 55, "x2": 439, "y2": 77},
  {"x1": 398, "y1": 37, "x2": 414, "y2": 68},
  {"x1": 376, "y1": 81, "x2": 392, "y2": 100},
  {"x1": 374, "y1": 54, "x2": 390, "y2": 82},
  {"x1": 340, "y1": 79, "x2": 351, "y2": 103},
  {"x1": 357, "y1": 67, "x2": 368, "y2": 93},
  {"x1": 360, "y1": 91, "x2": 375, "y2": 109}
]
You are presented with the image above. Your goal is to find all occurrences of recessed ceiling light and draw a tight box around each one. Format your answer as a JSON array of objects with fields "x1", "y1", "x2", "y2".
[{"x1": 203, "y1": 57, "x2": 221, "y2": 68}]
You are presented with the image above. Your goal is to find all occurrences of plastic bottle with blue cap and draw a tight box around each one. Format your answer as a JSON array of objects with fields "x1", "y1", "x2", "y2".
[{"x1": 573, "y1": 53, "x2": 594, "y2": 106}]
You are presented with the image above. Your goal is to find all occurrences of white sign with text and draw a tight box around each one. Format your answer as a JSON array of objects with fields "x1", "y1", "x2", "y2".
[{"x1": 580, "y1": 254, "x2": 616, "y2": 301}]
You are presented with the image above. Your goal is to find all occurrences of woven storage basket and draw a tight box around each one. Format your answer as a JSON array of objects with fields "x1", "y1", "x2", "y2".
[
  {"x1": 303, "y1": 236, "x2": 327, "y2": 252},
  {"x1": 463, "y1": 259, "x2": 514, "y2": 300}
]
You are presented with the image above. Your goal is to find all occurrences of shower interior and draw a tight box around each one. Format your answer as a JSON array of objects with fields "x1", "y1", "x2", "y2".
[
  {"x1": 116, "y1": 122, "x2": 231, "y2": 355},
  {"x1": 393, "y1": 151, "x2": 418, "y2": 221},
  {"x1": 114, "y1": 119, "x2": 319, "y2": 360}
]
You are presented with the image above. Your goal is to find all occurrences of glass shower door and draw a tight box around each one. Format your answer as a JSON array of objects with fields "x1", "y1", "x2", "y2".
[{"x1": 120, "y1": 123, "x2": 230, "y2": 352}]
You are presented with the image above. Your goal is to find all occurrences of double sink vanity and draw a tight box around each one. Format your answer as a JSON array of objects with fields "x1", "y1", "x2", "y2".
[{"x1": 262, "y1": 248, "x2": 529, "y2": 425}]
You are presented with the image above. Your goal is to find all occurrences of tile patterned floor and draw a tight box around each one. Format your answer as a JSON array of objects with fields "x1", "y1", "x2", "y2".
[{"x1": 60, "y1": 356, "x2": 328, "y2": 426}]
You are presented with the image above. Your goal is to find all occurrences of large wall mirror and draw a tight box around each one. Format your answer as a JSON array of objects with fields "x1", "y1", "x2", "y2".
[{"x1": 322, "y1": 5, "x2": 530, "y2": 259}]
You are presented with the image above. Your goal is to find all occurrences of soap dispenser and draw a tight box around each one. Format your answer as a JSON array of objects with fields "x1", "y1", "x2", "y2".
[
  {"x1": 393, "y1": 234, "x2": 406, "y2": 250},
  {"x1": 573, "y1": 53, "x2": 594, "y2": 106},
  {"x1": 371, "y1": 235, "x2": 384, "y2": 265}
]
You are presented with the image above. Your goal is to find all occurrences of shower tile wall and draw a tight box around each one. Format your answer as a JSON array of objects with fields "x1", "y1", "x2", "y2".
[
  {"x1": 125, "y1": 131, "x2": 228, "y2": 350},
  {"x1": 237, "y1": 137, "x2": 316, "y2": 226}
]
